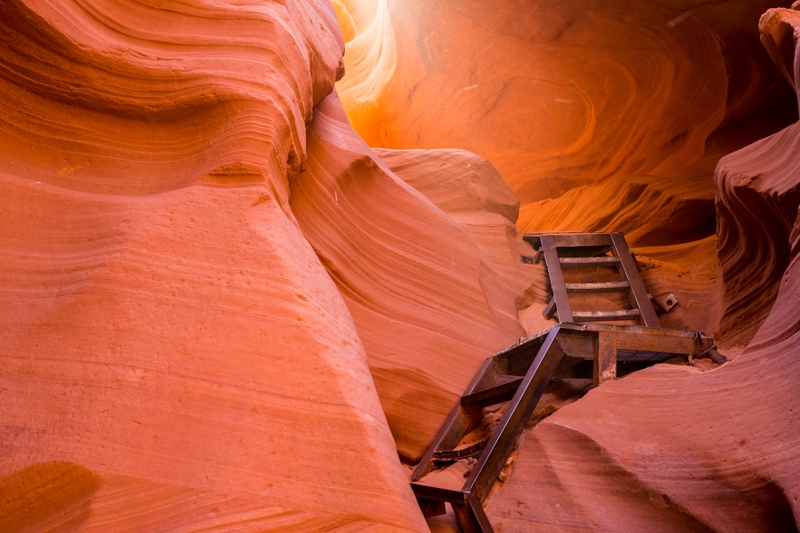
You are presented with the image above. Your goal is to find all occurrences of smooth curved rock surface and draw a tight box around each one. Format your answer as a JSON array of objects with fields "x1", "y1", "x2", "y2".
[
  {"x1": 518, "y1": 110, "x2": 797, "y2": 336},
  {"x1": 334, "y1": 1, "x2": 798, "y2": 347},
  {"x1": 489, "y1": 213, "x2": 800, "y2": 532},
  {"x1": 290, "y1": 92, "x2": 525, "y2": 460},
  {"x1": 487, "y1": 5, "x2": 800, "y2": 531},
  {"x1": 338, "y1": 0, "x2": 732, "y2": 202},
  {"x1": 713, "y1": 4, "x2": 800, "y2": 346},
  {"x1": 0, "y1": 0, "x2": 426, "y2": 530},
  {"x1": 4, "y1": 0, "x2": 800, "y2": 531}
]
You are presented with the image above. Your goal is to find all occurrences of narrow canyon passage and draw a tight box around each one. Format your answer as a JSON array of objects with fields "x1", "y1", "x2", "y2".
[{"x1": 1, "y1": 0, "x2": 799, "y2": 532}]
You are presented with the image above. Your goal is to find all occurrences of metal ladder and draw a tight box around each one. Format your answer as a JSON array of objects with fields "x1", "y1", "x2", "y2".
[
  {"x1": 410, "y1": 324, "x2": 712, "y2": 532},
  {"x1": 523, "y1": 232, "x2": 661, "y2": 327},
  {"x1": 410, "y1": 233, "x2": 713, "y2": 532}
]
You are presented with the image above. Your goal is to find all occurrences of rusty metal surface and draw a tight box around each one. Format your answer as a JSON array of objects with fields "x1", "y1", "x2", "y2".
[
  {"x1": 566, "y1": 281, "x2": 630, "y2": 292},
  {"x1": 557, "y1": 323, "x2": 713, "y2": 356},
  {"x1": 560, "y1": 256, "x2": 620, "y2": 267},
  {"x1": 452, "y1": 494, "x2": 494, "y2": 533},
  {"x1": 493, "y1": 330, "x2": 551, "y2": 375},
  {"x1": 410, "y1": 356, "x2": 492, "y2": 481},
  {"x1": 417, "y1": 498, "x2": 445, "y2": 518},
  {"x1": 652, "y1": 292, "x2": 679, "y2": 313},
  {"x1": 573, "y1": 309, "x2": 641, "y2": 322},
  {"x1": 410, "y1": 287, "x2": 717, "y2": 531},
  {"x1": 523, "y1": 232, "x2": 612, "y2": 250},
  {"x1": 464, "y1": 328, "x2": 564, "y2": 502},
  {"x1": 595, "y1": 332, "x2": 618, "y2": 385},
  {"x1": 541, "y1": 235, "x2": 573, "y2": 322},
  {"x1": 529, "y1": 232, "x2": 664, "y2": 328},
  {"x1": 543, "y1": 297, "x2": 557, "y2": 319},
  {"x1": 610, "y1": 233, "x2": 661, "y2": 327},
  {"x1": 410, "y1": 483, "x2": 467, "y2": 503},
  {"x1": 434, "y1": 439, "x2": 489, "y2": 462},
  {"x1": 409, "y1": 484, "x2": 496, "y2": 532},
  {"x1": 461, "y1": 377, "x2": 523, "y2": 407}
]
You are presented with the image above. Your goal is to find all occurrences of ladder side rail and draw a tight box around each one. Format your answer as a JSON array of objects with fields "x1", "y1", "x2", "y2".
[
  {"x1": 609, "y1": 233, "x2": 661, "y2": 328},
  {"x1": 453, "y1": 494, "x2": 495, "y2": 533},
  {"x1": 540, "y1": 235, "x2": 573, "y2": 322},
  {"x1": 463, "y1": 328, "x2": 565, "y2": 502}
]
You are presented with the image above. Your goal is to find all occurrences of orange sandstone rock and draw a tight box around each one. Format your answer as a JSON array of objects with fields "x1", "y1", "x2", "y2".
[
  {"x1": 713, "y1": 2, "x2": 800, "y2": 345},
  {"x1": 338, "y1": 0, "x2": 729, "y2": 207},
  {"x1": 334, "y1": 1, "x2": 797, "y2": 348},
  {"x1": 291, "y1": 92, "x2": 525, "y2": 460},
  {"x1": 487, "y1": 5, "x2": 800, "y2": 531},
  {"x1": 0, "y1": 0, "x2": 426, "y2": 530}
]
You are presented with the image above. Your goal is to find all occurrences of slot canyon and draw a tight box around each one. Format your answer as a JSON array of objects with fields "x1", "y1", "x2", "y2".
[{"x1": 1, "y1": 0, "x2": 799, "y2": 531}]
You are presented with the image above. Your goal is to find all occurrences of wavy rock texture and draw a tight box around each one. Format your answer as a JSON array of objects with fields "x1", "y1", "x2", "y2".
[
  {"x1": 337, "y1": 0, "x2": 795, "y2": 197},
  {"x1": 335, "y1": 0, "x2": 799, "y2": 345},
  {"x1": 714, "y1": 4, "x2": 800, "y2": 345},
  {"x1": 338, "y1": 0, "x2": 733, "y2": 199},
  {"x1": 486, "y1": 5, "x2": 800, "y2": 531},
  {"x1": 0, "y1": 0, "x2": 427, "y2": 530},
  {"x1": 4, "y1": 0, "x2": 800, "y2": 531},
  {"x1": 290, "y1": 92, "x2": 525, "y2": 460},
  {"x1": 715, "y1": 120, "x2": 800, "y2": 345},
  {"x1": 488, "y1": 209, "x2": 800, "y2": 533},
  {"x1": 517, "y1": 110, "x2": 797, "y2": 335},
  {"x1": 373, "y1": 147, "x2": 532, "y2": 342},
  {"x1": 659, "y1": 0, "x2": 798, "y2": 125}
]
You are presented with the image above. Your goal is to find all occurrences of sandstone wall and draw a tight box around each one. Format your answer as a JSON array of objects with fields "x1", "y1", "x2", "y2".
[
  {"x1": 0, "y1": 0, "x2": 426, "y2": 530},
  {"x1": 487, "y1": 5, "x2": 800, "y2": 530}
]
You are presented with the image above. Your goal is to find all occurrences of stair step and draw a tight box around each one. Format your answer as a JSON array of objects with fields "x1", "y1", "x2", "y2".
[
  {"x1": 559, "y1": 256, "x2": 620, "y2": 268},
  {"x1": 571, "y1": 309, "x2": 641, "y2": 322},
  {"x1": 565, "y1": 281, "x2": 630, "y2": 293}
]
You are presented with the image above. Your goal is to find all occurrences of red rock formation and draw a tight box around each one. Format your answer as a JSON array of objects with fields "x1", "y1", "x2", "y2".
[
  {"x1": 3, "y1": 0, "x2": 800, "y2": 531},
  {"x1": 0, "y1": 0, "x2": 426, "y2": 530},
  {"x1": 715, "y1": 4, "x2": 800, "y2": 345},
  {"x1": 486, "y1": 5, "x2": 800, "y2": 530},
  {"x1": 290, "y1": 91, "x2": 526, "y2": 460},
  {"x1": 338, "y1": 0, "x2": 732, "y2": 202},
  {"x1": 488, "y1": 216, "x2": 800, "y2": 532}
]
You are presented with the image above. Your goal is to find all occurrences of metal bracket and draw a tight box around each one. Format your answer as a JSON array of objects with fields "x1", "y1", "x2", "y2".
[{"x1": 651, "y1": 293, "x2": 678, "y2": 313}]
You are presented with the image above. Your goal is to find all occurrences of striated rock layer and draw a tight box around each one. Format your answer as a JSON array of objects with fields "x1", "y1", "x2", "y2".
[
  {"x1": 715, "y1": 4, "x2": 800, "y2": 345},
  {"x1": 487, "y1": 5, "x2": 800, "y2": 531},
  {"x1": 0, "y1": 0, "x2": 427, "y2": 530},
  {"x1": 335, "y1": 0, "x2": 794, "y2": 202},
  {"x1": 334, "y1": 0, "x2": 799, "y2": 348},
  {"x1": 290, "y1": 92, "x2": 526, "y2": 460},
  {"x1": 3, "y1": 0, "x2": 800, "y2": 531}
]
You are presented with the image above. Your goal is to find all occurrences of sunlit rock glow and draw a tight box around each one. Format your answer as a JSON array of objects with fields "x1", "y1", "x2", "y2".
[{"x1": 333, "y1": 0, "x2": 397, "y2": 113}]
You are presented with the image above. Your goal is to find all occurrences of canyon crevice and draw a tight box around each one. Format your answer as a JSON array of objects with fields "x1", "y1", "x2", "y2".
[{"x1": 1, "y1": 0, "x2": 799, "y2": 531}]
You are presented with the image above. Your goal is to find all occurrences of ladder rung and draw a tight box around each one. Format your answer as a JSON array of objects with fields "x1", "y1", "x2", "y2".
[
  {"x1": 523, "y1": 233, "x2": 612, "y2": 250},
  {"x1": 433, "y1": 439, "x2": 489, "y2": 462},
  {"x1": 560, "y1": 256, "x2": 620, "y2": 267},
  {"x1": 461, "y1": 377, "x2": 523, "y2": 407},
  {"x1": 543, "y1": 298, "x2": 556, "y2": 319},
  {"x1": 572, "y1": 309, "x2": 641, "y2": 322},
  {"x1": 565, "y1": 281, "x2": 630, "y2": 293}
]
